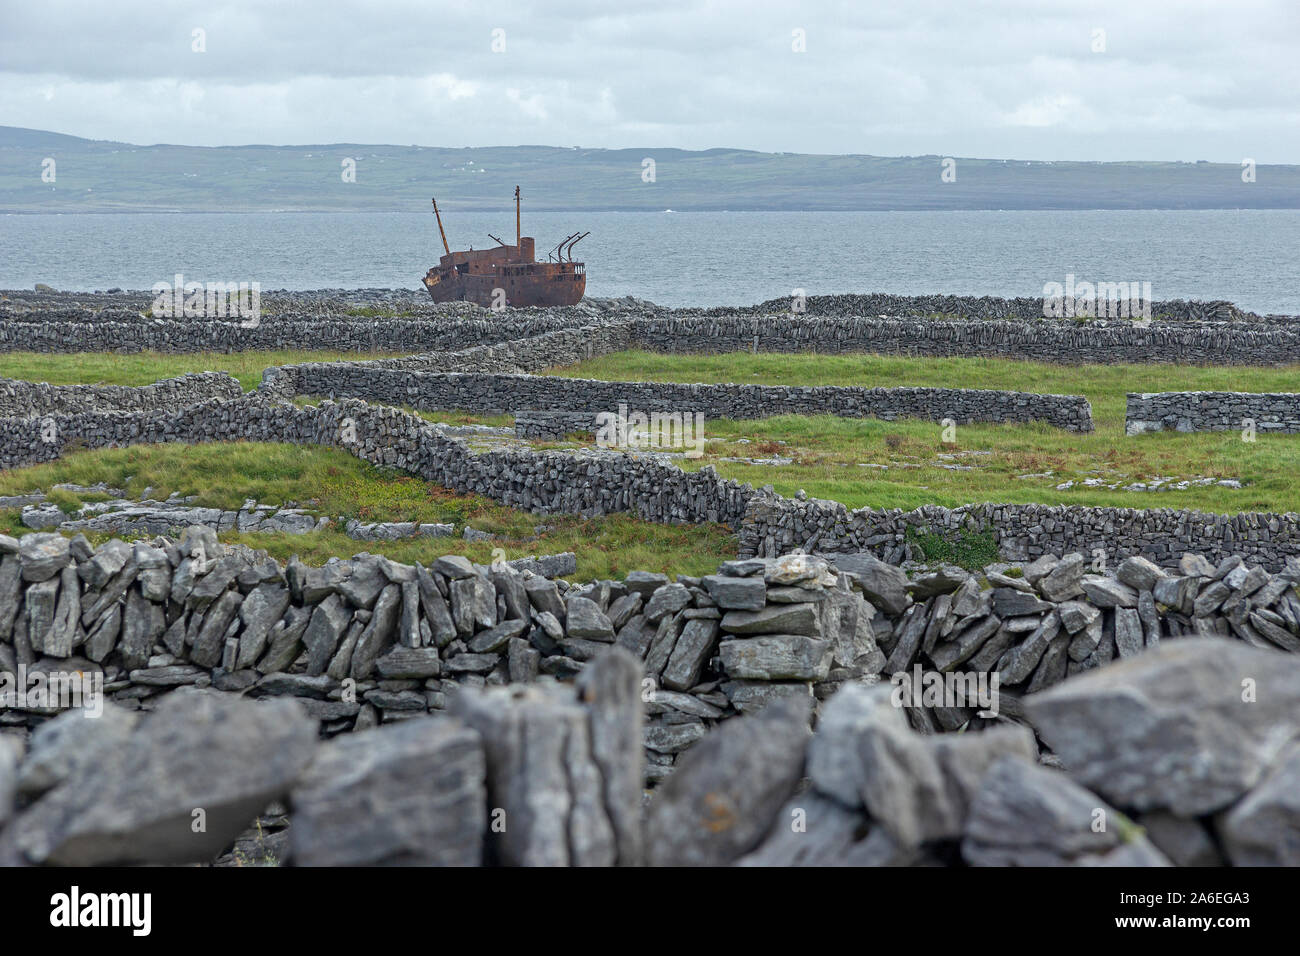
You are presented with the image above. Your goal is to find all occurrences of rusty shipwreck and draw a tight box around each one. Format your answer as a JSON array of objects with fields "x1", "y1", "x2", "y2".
[{"x1": 422, "y1": 186, "x2": 587, "y2": 307}]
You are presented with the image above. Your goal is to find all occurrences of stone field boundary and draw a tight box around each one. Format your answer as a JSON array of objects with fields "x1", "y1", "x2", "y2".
[
  {"x1": 276, "y1": 366, "x2": 1095, "y2": 432},
  {"x1": 1127, "y1": 390, "x2": 1300, "y2": 435},
  {"x1": 3, "y1": 289, "x2": 1299, "y2": 365},
  {"x1": 3, "y1": 394, "x2": 1300, "y2": 570},
  {"x1": 0, "y1": 371, "x2": 242, "y2": 419}
]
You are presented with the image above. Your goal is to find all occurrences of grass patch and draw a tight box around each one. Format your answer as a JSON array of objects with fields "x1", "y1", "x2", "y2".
[
  {"x1": 43, "y1": 488, "x2": 86, "y2": 515},
  {"x1": 0, "y1": 350, "x2": 412, "y2": 391},
  {"x1": 905, "y1": 527, "x2": 1000, "y2": 571},
  {"x1": 549, "y1": 350, "x2": 1300, "y2": 514},
  {"x1": 548, "y1": 349, "x2": 1300, "y2": 431},
  {"x1": 0, "y1": 442, "x2": 735, "y2": 579}
]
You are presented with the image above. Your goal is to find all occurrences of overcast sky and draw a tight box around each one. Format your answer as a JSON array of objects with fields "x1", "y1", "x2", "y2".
[{"x1": 2, "y1": 0, "x2": 1297, "y2": 162}]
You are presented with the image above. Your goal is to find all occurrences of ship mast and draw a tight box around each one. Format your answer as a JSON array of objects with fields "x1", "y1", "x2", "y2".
[
  {"x1": 515, "y1": 185, "x2": 521, "y2": 254},
  {"x1": 431, "y1": 198, "x2": 451, "y2": 256}
]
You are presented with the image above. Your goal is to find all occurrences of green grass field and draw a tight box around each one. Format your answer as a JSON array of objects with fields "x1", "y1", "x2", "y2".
[
  {"x1": 549, "y1": 350, "x2": 1300, "y2": 513},
  {"x1": 0, "y1": 443, "x2": 735, "y2": 579},
  {"x1": 548, "y1": 350, "x2": 1300, "y2": 428},
  {"x1": 5, "y1": 347, "x2": 1299, "y2": 572}
]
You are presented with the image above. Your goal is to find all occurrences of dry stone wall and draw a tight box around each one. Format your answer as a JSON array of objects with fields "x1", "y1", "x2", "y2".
[
  {"x1": 5, "y1": 288, "x2": 1300, "y2": 868},
  {"x1": 739, "y1": 496, "x2": 1300, "y2": 572},
  {"x1": 4, "y1": 533, "x2": 1297, "y2": 779},
  {"x1": 4, "y1": 289, "x2": 1296, "y2": 366},
  {"x1": 4, "y1": 288, "x2": 1278, "y2": 323},
  {"x1": 514, "y1": 411, "x2": 602, "y2": 439},
  {"x1": 1127, "y1": 390, "x2": 1300, "y2": 435},
  {"x1": 734, "y1": 292, "x2": 1269, "y2": 323},
  {"x1": 4, "y1": 534, "x2": 1300, "y2": 867},
  {"x1": 264, "y1": 323, "x2": 634, "y2": 398},
  {"x1": 282, "y1": 368, "x2": 1094, "y2": 431},
  {"x1": 0, "y1": 396, "x2": 757, "y2": 527},
  {"x1": 631, "y1": 314, "x2": 1300, "y2": 365},
  {"x1": 0, "y1": 372, "x2": 242, "y2": 419},
  {"x1": 3, "y1": 395, "x2": 1300, "y2": 571},
  {"x1": 0, "y1": 309, "x2": 611, "y2": 355}
]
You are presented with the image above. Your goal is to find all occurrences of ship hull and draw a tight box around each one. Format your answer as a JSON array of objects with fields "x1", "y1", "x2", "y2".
[{"x1": 423, "y1": 267, "x2": 586, "y2": 307}]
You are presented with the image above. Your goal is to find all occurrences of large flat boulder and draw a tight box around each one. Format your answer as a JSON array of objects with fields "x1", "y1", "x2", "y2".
[
  {"x1": 646, "y1": 697, "x2": 811, "y2": 866},
  {"x1": 10, "y1": 688, "x2": 317, "y2": 865},
  {"x1": 16, "y1": 701, "x2": 139, "y2": 797},
  {"x1": 1025, "y1": 639, "x2": 1300, "y2": 816},
  {"x1": 290, "y1": 717, "x2": 485, "y2": 866},
  {"x1": 963, "y1": 756, "x2": 1170, "y2": 866}
]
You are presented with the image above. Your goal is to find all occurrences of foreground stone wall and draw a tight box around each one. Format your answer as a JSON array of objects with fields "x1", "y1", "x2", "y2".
[
  {"x1": 0, "y1": 372, "x2": 242, "y2": 419},
  {"x1": 3, "y1": 532, "x2": 1298, "y2": 867},
  {"x1": 4, "y1": 530, "x2": 1297, "y2": 783},
  {"x1": 1127, "y1": 390, "x2": 1300, "y2": 435},
  {"x1": 283, "y1": 367, "x2": 1094, "y2": 432}
]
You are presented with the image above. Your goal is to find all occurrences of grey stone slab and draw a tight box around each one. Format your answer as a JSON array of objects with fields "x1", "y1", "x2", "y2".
[
  {"x1": 1026, "y1": 638, "x2": 1300, "y2": 816},
  {"x1": 719, "y1": 635, "x2": 833, "y2": 681},
  {"x1": 11, "y1": 688, "x2": 317, "y2": 866},
  {"x1": 290, "y1": 717, "x2": 485, "y2": 866},
  {"x1": 646, "y1": 696, "x2": 811, "y2": 866}
]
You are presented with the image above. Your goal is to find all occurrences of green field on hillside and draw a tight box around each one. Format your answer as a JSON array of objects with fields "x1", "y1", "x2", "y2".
[{"x1": 5, "y1": 126, "x2": 1300, "y2": 213}]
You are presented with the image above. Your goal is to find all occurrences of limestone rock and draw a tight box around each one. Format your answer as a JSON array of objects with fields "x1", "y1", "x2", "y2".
[
  {"x1": 290, "y1": 717, "x2": 485, "y2": 866},
  {"x1": 1216, "y1": 741, "x2": 1300, "y2": 866},
  {"x1": 646, "y1": 696, "x2": 811, "y2": 866},
  {"x1": 719, "y1": 635, "x2": 833, "y2": 681},
  {"x1": 807, "y1": 683, "x2": 1036, "y2": 847},
  {"x1": 963, "y1": 756, "x2": 1169, "y2": 866},
  {"x1": 16, "y1": 701, "x2": 140, "y2": 797},
  {"x1": 20, "y1": 532, "x2": 69, "y2": 582},
  {"x1": 11, "y1": 688, "x2": 317, "y2": 866},
  {"x1": 1026, "y1": 639, "x2": 1300, "y2": 816}
]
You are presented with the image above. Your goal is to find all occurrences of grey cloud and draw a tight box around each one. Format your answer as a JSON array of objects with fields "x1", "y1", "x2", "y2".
[{"x1": 0, "y1": 0, "x2": 1296, "y2": 160}]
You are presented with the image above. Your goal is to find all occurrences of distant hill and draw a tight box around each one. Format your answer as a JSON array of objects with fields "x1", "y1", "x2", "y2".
[{"x1": 2, "y1": 126, "x2": 1297, "y2": 213}]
